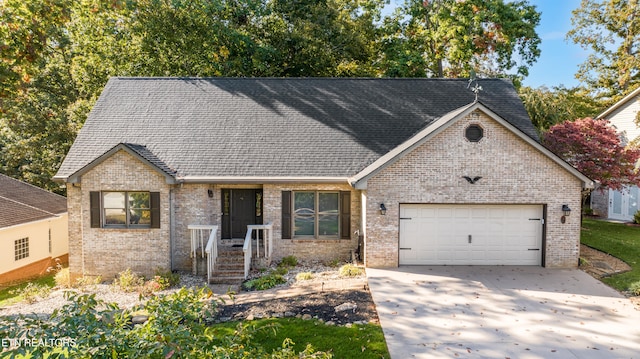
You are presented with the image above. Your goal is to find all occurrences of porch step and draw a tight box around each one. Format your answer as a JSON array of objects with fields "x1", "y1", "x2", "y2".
[{"x1": 210, "y1": 246, "x2": 245, "y2": 285}]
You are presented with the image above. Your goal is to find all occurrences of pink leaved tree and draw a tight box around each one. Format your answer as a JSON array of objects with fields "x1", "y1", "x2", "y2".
[{"x1": 543, "y1": 118, "x2": 640, "y2": 208}]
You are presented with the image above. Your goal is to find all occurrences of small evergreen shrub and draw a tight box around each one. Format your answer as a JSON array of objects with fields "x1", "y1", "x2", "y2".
[
  {"x1": 279, "y1": 255, "x2": 298, "y2": 268},
  {"x1": 634, "y1": 210, "x2": 640, "y2": 224},
  {"x1": 339, "y1": 264, "x2": 364, "y2": 277},
  {"x1": 630, "y1": 281, "x2": 640, "y2": 296}
]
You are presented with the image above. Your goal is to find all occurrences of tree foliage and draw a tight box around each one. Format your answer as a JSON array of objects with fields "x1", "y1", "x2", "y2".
[
  {"x1": 567, "y1": 0, "x2": 640, "y2": 95},
  {"x1": 378, "y1": 0, "x2": 541, "y2": 79},
  {"x1": 0, "y1": 0, "x2": 545, "y2": 193},
  {"x1": 519, "y1": 85, "x2": 607, "y2": 134},
  {"x1": 542, "y1": 118, "x2": 640, "y2": 190}
]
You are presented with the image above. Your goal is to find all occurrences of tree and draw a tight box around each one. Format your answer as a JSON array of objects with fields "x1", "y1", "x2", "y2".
[
  {"x1": 378, "y1": 0, "x2": 541, "y2": 80},
  {"x1": 519, "y1": 86, "x2": 607, "y2": 134},
  {"x1": 567, "y1": 0, "x2": 640, "y2": 95},
  {"x1": 542, "y1": 118, "x2": 640, "y2": 191}
]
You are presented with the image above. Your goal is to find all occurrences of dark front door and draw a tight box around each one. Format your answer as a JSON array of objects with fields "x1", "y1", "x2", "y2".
[{"x1": 221, "y1": 189, "x2": 263, "y2": 239}]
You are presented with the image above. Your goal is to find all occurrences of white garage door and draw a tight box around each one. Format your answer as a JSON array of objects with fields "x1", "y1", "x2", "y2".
[{"x1": 399, "y1": 204, "x2": 543, "y2": 265}]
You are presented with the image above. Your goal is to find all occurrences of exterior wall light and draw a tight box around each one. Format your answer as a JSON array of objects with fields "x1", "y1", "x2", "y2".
[
  {"x1": 561, "y1": 204, "x2": 571, "y2": 223},
  {"x1": 207, "y1": 189, "x2": 214, "y2": 198},
  {"x1": 379, "y1": 203, "x2": 387, "y2": 215}
]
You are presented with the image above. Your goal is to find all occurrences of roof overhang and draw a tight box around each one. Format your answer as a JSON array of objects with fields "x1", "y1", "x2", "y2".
[
  {"x1": 55, "y1": 143, "x2": 178, "y2": 184},
  {"x1": 350, "y1": 102, "x2": 594, "y2": 190},
  {"x1": 597, "y1": 86, "x2": 640, "y2": 119},
  {"x1": 178, "y1": 176, "x2": 351, "y2": 184}
]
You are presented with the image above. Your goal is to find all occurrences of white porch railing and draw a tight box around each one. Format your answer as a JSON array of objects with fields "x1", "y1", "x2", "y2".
[
  {"x1": 242, "y1": 222, "x2": 273, "y2": 279},
  {"x1": 188, "y1": 225, "x2": 218, "y2": 282}
]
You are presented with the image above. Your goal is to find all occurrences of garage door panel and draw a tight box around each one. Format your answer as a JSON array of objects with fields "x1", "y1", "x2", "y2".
[{"x1": 399, "y1": 204, "x2": 543, "y2": 265}]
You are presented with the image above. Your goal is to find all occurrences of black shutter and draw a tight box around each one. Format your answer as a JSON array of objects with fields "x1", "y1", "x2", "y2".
[
  {"x1": 340, "y1": 191, "x2": 351, "y2": 239},
  {"x1": 282, "y1": 191, "x2": 292, "y2": 239},
  {"x1": 90, "y1": 191, "x2": 101, "y2": 228},
  {"x1": 150, "y1": 192, "x2": 161, "y2": 228}
]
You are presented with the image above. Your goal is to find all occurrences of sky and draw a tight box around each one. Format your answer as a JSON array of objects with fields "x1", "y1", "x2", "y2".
[{"x1": 522, "y1": 0, "x2": 587, "y2": 89}]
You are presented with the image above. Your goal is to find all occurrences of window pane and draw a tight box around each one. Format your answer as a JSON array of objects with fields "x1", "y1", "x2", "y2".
[
  {"x1": 129, "y1": 192, "x2": 150, "y2": 209},
  {"x1": 318, "y1": 193, "x2": 339, "y2": 236},
  {"x1": 294, "y1": 192, "x2": 315, "y2": 236},
  {"x1": 131, "y1": 209, "x2": 151, "y2": 225},
  {"x1": 105, "y1": 209, "x2": 126, "y2": 225},
  {"x1": 104, "y1": 192, "x2": 125, "y2": 208},
  {"x1": 129, "y1": 192, "x2": 151, "y2": 225}
]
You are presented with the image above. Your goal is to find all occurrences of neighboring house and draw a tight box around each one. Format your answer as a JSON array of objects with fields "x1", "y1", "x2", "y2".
[
  {"x1": 0, "y1": 174, "x2": 68, "y2": 285},
  {"x1": 590, "y1": 86, "x2": 640, "y2": 221},
  {"x1": 54, "y1": 77, "x2": 593, "y2": 282}
]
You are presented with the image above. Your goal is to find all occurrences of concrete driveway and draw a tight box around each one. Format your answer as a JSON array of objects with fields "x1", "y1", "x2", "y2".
[{"x1": 367, "y1": 266, "x2": 640, "y2": 358}]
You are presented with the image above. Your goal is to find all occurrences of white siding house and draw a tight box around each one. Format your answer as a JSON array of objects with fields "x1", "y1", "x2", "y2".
[{"x1": 591, "y1": 87, "x2": 640, "y2": 221}]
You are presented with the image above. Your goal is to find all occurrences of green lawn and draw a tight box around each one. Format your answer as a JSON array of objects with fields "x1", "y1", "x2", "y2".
[
  {"x1": 211, "y1": 318, "x2": 390, "y2": 359},
  {"x1": 581, "y1": 218, "x2": 640, "y2": 292},
  {"x1": 0, "y1": 272, "x2": 56, "y2": 307}
]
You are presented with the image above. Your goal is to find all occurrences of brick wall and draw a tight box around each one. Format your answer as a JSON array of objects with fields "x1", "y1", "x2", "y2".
[
  {"x1": 364, "y1": 110, "x2": 583, "y2": 268},
  {"x1": 68, "y1": 150, "x2": 171, "y2": 279}
]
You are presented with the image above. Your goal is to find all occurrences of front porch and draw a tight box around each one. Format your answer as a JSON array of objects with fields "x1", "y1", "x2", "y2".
[{"x1": 189, "y1": 223, "x2": 273, "y2": 284}]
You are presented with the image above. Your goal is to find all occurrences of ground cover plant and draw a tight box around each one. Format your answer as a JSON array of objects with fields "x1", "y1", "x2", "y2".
[{"x1": 581, "y1": 218, "x2": 640, "y2": 294}]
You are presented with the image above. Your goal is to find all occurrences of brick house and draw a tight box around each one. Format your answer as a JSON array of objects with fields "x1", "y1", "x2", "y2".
[
  {"x1": 0, "y1": 174, "x2": 68, "y2": 285},
  {"x1": 54, "y1": 78, "x2": 592, "y2": 281}
]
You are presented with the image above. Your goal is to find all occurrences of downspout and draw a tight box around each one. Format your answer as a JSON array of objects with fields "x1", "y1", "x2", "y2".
[
  {"x1": 360, "y1": 191, "x2": 367, "y2": 266},
  {"x1": 170, "y1": 188, "x2": 175, "y2": 271}
]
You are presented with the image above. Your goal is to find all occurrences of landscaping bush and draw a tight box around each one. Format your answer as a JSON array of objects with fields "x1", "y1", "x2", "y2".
[
  {"x1": 113, "y1": 268, "x2": 144, "y2": 293},
  {"x1": 54, "y1": 267, "x2": 71, "y2": 288},
  {"x1": 12, "y1": 282, "x2": 51, "y2": 304},
  {"x1": 279, "y1": 256, "x2": 298, "y2": 268},
  {"x1": 634, "y1": 210, "x2": 640, "y2": 224},
  {"x1": 339, "y1": 264, "x2": 364, "y2": 277},
  {"x1": 244, "y1": 273, "x2": 287, "y2": 291},
  {"x1": 629, "y1": 281, "x2": 640, "y2": 296}
]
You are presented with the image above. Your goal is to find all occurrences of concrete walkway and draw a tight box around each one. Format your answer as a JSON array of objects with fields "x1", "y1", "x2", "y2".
[{"x1": 367, "y1": 266, "x2": 640, "y2": 358}]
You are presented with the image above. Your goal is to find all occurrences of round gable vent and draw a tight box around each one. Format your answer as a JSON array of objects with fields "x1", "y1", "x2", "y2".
[{"x1": 465, "y1": 124, "x2": 484, "y2": 142}]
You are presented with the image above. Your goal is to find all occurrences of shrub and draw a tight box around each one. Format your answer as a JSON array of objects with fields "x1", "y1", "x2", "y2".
[
  {"x1": 279, "y1": 256, "x2": 298, "y2": 268},
  {"x1": 327, "y1": 258, "x2": 342, "y2": 268},
  {"x1": 244, "y1": 273, "x2": 286, "y2": 291},
  {"x1": 155, "y1": 268, "x2": 180, "y2": 287},
  {"x1": 339, "y1": 264, "x2": 364, "y2": 277},
  {"x1": 634, "y1": 210, "x2": 640, "y2": 224},
  {"x1": 629, "y1": 281, "x2": 640, "y2": 296},
  {"x1": 273, "y1": 266, "x2": 289, "y2": 276},
  {"x1": 0, "y1": 287, "x2": 332, "y2": 358},
  {"x1": 54, "y1": 267, "x2": 71, "y2": 288},
  {"x1": 13, "y1": 283, "x2": 51, "y2": 304},
  {"x1": 296, "y1": 272, "x2": 314, "y2": 281},
  {"x1": 113, "y1": 268, "x2": 144, "y2": 293}
]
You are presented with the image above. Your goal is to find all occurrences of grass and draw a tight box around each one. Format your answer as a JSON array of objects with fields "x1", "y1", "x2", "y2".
[
  {"x1": 581, "y1": 218, "x2": 640, "y2": 293},
  {"x1": 0, "y1": 273, "x2": 56, "y2": 307},
  {"x1": 211, "y1": 318, "x2": 390, "y2": 359}
]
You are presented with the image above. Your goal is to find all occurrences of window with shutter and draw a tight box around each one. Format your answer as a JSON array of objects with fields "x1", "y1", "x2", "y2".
[{"x1": 90, "y1": 191, "x2": 160, "y2": 229}]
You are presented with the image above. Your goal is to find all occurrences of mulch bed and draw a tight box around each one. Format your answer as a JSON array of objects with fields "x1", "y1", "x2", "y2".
[{"x1": 213, "y1": 289, "x2": 378, "y2": 325}]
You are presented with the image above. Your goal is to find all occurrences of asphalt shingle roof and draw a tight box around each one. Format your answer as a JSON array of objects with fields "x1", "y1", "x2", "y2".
[
  {"x1": 0, "y1": 173, "x2": 67, "y2": 228},
  {"x1": 55, "y1": 77, "x2": 538, "y2": 180}
]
